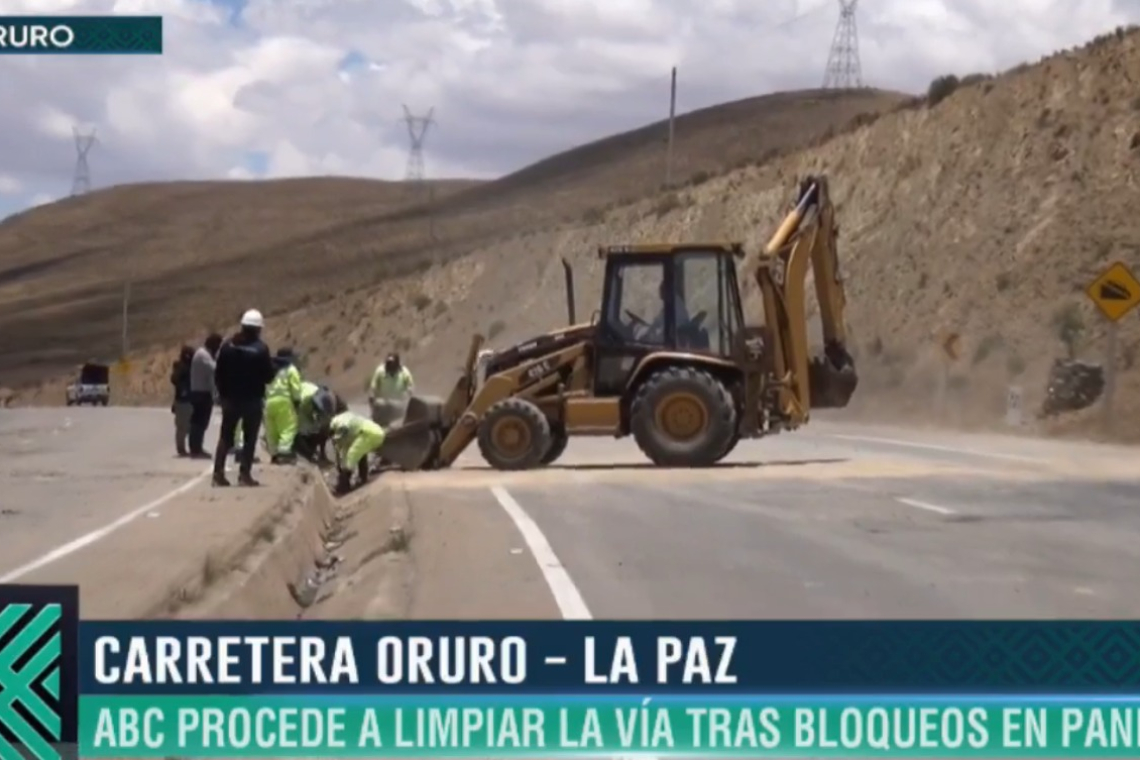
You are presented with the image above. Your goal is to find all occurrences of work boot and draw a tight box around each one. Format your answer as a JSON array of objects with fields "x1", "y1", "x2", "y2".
[
  {"x1": 238, "y1": 472, "x2": 260, "y2": 487},
  {"x1": 335, "y1": 468, "x2": 353, "y2": 495},
  {"x1": 272, "y1": 452, "x2": 297, "y2": 465},
  {"x1": 191, "y1": 450, "x2": 212, "y2": 460},
  {"x1": 212, "y1": 473, "x2": 231, "y2": 487}
]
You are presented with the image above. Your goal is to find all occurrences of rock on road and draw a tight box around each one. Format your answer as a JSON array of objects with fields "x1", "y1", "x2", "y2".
[{"x1": 2, "y1": 406, "x2": 1139, "y2": 621}]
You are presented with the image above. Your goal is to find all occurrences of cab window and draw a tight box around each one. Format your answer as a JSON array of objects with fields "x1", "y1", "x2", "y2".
[{"x1": 603, "y1": 259, "x2": 668, "y2": 346}]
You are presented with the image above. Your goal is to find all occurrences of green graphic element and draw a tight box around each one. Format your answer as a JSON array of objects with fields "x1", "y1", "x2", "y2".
[
  {"x1": 80, "y1": 695, "x2": 1140, "y2": 757},
  {"x1": 0, "y1": 603, "x2": 62, "y2": 760},
  {"x1": 0, "y1": 16, "x2": 163, "y2": 54}
]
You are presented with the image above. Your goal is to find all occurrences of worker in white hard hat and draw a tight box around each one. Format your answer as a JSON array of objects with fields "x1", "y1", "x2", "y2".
[{"x1": 212, "y1": 308, "x2": 277, "y2": 487}]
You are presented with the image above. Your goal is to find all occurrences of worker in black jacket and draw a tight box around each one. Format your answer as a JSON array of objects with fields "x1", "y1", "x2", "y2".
[
  {"x1": 212, "y1": 309, "x2": 276, "y2": 487},
  {"x1": 170, "y1": 345, "x2": 195, "y2": 456}
]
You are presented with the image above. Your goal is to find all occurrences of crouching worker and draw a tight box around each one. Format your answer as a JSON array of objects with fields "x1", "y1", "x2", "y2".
[
  {"x1": 296, "y1": 382, "x2": 339, "y2": 464},
  {"x1": 265, "y1": 348, "x2": 303, "y2": 464},
  {"x1": 329, "y1": 410, "x2": 386, "y2": 495}
]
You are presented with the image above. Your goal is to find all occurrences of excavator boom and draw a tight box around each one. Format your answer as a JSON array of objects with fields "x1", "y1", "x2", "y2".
[{"x1": 754, "y1": 176, "x2": 856, "y2": 427}]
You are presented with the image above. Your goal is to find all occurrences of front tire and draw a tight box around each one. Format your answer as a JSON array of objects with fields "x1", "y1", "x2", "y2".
[
  {"x1": 541, "y1": 425, "x2": 569, "y2": 465},
  {"x1": 630, "y1": 367, "x2": 736, "y2": 467},
  {"x1": 477, "y1": 398, "x2": 552, "y2": 471}
]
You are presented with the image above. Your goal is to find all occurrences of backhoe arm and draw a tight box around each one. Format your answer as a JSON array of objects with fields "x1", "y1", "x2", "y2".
[{"x1": 755, "y1": 176, "x2": 857, "y2": 425}]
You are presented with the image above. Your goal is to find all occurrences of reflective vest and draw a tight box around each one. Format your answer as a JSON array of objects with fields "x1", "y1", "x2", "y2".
[
  {"x1": 267, "y1": 364, "x2": 302, "y2": 402},
  {"x1": 371, "y1": 366, "x2": 413, "y2": 399}
]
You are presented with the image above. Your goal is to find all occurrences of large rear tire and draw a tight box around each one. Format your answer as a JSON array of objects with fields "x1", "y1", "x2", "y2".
[
  {"x1": 630, "y1": 367, "x2": 736, "y2": 467},
  {"x1": 478, "y1": 398, "x2": 552, "y2": 471},
  {"x1": 541, "y1": 425, "x2": 569, "y2": 465}
]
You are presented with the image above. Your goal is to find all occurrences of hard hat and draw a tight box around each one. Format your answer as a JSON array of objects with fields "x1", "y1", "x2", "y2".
[{"x1": 240, "y1": 309, "x2": 264, "y2": 328}]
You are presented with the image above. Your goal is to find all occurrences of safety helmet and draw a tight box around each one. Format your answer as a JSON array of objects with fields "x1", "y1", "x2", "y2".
[{"x1": 240, "y1": 309, "x2": 264, "y2": 328}]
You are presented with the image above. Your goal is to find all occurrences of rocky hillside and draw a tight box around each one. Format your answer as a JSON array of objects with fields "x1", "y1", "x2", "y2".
[
  {"x1": 0, "y1": 89, "x2": 902, "y2": 390},
  {"x1": 10, "y1": 27, "x2": 1140, "y2": 442}
]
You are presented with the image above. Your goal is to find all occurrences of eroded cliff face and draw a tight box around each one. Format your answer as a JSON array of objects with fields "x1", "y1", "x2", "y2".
[{"x1": 19, "y1": 30, "x2": 1140, "y2": 440}]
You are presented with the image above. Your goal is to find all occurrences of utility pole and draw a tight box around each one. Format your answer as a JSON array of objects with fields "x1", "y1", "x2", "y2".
[
  {"x1": 665, "y1": 66, "x2": 677, "y2": 187},
  {"x1": 822, "y1": 0, "x2": 863, "y2": 89},
  {"x1": 121, "y1": 281, "x2": 130, "y2": 357},
  {"x1": 72, "y1": 125, "x2": 96, "y2": 196}
]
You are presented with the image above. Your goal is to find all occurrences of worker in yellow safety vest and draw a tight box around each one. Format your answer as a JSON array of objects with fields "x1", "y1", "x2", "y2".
[
  {"x1": 368, "y1": 353, "x2": 414, "y2": 426},
  {"x1": 329, "y1": 410, "x2": 387, "y2": 494},
  {"x1": 264, "y1": 348, "x2": 304, "y2": 463}
]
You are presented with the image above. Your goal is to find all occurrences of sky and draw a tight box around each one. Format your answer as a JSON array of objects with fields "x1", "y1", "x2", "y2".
[{"x1": 0, "y1": 0, "x2": 1138, "y2": 217}]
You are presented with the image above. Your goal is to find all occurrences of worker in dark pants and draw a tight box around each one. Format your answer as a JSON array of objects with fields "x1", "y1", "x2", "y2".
[
  {"x1": 188, "y1": 332, "x2": 223, "y2": 458},
  {"x1": 171, "y1": 345, "x2": 195, "y2": 456},
  {"x1": 212, "y1": 309, "x2": 276, "y2": 487}
]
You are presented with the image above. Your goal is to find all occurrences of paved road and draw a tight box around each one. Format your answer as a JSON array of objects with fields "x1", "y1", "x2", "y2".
[
  {"x1": 401, "y1": 420, "x2": 1140, "y2": 620},
  {"x1": 0, "y1": 407, "x2": 208, "y2": 582},
  {"x1": 3, "y1": 406, "x2": 1139, "y2": 623}
]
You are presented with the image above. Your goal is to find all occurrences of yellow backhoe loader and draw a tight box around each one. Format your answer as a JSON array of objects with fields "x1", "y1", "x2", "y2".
[{"x1": 379, "y1": 175, "x2": 857, "y2": 471}]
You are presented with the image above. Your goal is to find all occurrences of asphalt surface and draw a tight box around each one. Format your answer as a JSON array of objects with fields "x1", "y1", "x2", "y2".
[
  {"x1": 2, "y1": 406, "x2": 1139, "y2": 621},
  {"x1": 0, "y1": 406, "x2": 208, "y2": 582},
  {"x1": 401, "y1": 421, "x2": 1140, "y2": 619}
]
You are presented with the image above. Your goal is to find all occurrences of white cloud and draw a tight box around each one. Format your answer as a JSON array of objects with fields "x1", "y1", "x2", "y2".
[
  {"x1": 0, "y1": 0, "x2": 1137, "y2": 215},
  {"x1": 0, "y1": 175, "x2": 23, "y2": 195}
]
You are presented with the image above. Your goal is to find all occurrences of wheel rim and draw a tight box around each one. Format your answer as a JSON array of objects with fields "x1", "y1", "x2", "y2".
[
  {"x1": 654, "y1": 392, "x2": 709, "y2": 441},
  {"x1": 491, "y1": 416, "x2": 532, "y2": 460}
]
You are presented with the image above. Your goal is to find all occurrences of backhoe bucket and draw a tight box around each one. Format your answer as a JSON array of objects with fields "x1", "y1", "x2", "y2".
[
  {"x1": 808, "y1": 344, "x2": 858, "y2": 409},
  {"x1": 377, "y1": 395, "x2": 443, "y2": 471}
]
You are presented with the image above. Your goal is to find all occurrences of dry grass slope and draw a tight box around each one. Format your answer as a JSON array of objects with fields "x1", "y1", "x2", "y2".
[
  {"x1": 13, "y1": 26, "x2": 1140, "y2": 444},
  {"x1": 150, "y1": 23, "x2": 1136, "y2": 444},
  {"x1": 0, "y1": 88, "x2": 904, "y2": 390}
]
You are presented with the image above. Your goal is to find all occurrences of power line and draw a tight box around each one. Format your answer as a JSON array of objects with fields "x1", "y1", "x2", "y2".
[
  {"x1": 72, "y1": 125, "x2": 96, "y2": 196},
  {"x1": 822, "y1": 0, "x2": 863, "y2": 89},
  {"x1": 402, "y1": 105, "x2": 434, "y2": 181}
]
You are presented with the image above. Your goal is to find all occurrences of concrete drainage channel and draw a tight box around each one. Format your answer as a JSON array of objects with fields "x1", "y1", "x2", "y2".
[{"x1": 148, "y1": 466, "x2": 415, "y2": 621}]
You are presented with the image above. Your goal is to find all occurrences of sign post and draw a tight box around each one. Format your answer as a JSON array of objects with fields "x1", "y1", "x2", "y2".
[
  {"x1": 1005, "y1": 385, "x2": 1023, "y2": 427},
  {"x1": 937, "y1": 332, "x2": 960, "y2": 422},
  {"x1": 1084, "y1": 261, "x2": 1140, "y2": 435}
]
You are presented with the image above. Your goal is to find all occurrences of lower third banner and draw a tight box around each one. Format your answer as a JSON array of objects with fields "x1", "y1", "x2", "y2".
[{"x1": 81, "y1": 695, "x2": 1140, "y2": 756}]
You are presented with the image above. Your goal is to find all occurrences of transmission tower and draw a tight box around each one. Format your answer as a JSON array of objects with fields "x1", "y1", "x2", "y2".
[
  {"x1": 71, "y1": 125, "x2": 97, "y2": 196},
  {"x1": 822, "y1": 0, "x2": 863, "y2": 89},
  {"x1": 402, "y1": 105, "x2": 434, "y2": 181}
]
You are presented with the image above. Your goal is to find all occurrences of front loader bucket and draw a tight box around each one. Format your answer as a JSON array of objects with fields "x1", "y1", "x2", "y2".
[
  {"x1": 378, "y1": 395, "x2": 443, "y2": 471},
  {"x1": 808, "y1": 344, "x2": 858, "y2": 409}
]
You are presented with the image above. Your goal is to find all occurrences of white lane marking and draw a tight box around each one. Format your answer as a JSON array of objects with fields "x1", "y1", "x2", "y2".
[
  {"x1": 490, "y1": 485, "x2": 660, "y2": 760},
  {"x1": 829, "y1": 433, "x2": 1044, "y2": 463},
  {"x1": 489, "y1": 485, "x2": 592, "y2": 619},
  {"x1": 896, "y1": 497, "x2": 956, "y2": 515},
  {"x1": 0, "y1": 469, "x2": 210, "y2": 583}
]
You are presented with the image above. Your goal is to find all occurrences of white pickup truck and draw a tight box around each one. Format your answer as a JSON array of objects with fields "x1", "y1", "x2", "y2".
[{"x1": 66, "y1": 362, "x2": 110, "y2": 406}]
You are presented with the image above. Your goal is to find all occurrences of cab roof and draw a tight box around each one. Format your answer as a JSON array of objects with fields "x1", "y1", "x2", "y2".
[{"x1": 597, "y1": 242, "x2": 745, "y2": 259}]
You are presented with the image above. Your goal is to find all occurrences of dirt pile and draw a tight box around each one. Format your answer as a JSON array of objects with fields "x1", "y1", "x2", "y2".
[{"x1": 0, "y1": 89, "x2": 903, "y2": 391}]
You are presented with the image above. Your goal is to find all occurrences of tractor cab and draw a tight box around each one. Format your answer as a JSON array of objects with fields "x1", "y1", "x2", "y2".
[{"x1": 593, "y1": 243, "x2": 746, "y2": 395}]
